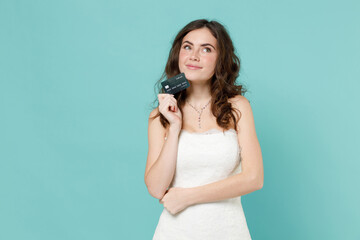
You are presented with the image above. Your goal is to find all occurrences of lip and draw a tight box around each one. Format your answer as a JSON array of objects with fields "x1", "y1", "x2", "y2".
[{"x1": 186, "y1": 64, "x2": 202, "y2": 70}]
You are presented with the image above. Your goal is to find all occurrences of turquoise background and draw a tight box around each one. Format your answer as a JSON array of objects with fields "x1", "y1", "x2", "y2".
[{"x1": 1, "y1": 0, "x2": 359, "y2": 239}]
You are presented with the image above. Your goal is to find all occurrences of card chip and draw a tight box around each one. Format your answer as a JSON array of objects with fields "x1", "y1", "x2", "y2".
[{"x1": 160, "y1": 73, "x2": 190, "y2": 95}]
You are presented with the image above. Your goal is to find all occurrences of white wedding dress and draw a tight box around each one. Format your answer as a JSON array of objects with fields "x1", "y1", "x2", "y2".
[{"x1": 153, "y1": 128, "x2": 252, "y2": 240}]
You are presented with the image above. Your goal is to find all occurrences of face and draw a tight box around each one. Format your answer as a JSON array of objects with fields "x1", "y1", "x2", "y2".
[{"x1": 178, "y1": 28, "x2": 218, "y2": 82}]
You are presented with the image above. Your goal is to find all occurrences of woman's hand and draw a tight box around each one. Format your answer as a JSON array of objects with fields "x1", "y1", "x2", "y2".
[
  {"x1": 158, "y1": 94, "x2": 182, "y2": 128},
  {"x1": 159, "y1": 187, "x2": 194, "y2": 215}
]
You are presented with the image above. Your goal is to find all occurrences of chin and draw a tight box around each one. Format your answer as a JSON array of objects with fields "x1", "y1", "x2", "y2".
[
  {"x1": 182, "y1": 71, "x2": 201, "y2": 81},
  {"x1": 184, "y1": 73, "x2": 211, "y2": 83}
]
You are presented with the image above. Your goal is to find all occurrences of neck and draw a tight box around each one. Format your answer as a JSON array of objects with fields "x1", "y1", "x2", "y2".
[{"x1": 185, "y1": 80, "x2": 212, "y2": 108}]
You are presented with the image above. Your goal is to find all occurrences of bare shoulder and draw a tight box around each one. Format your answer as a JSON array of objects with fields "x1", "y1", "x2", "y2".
[
  {"x1": 148, "y1": 107, "x2": 168, "y2": 140},
  {"x1": 145, "y1": 107, "x2": 168, "y2": 179},
  {"x1": 149, "y1": 107, "x2": 160, "y2": 119},
  {"x1": 228, "y1": 95, "x2": 251, "y2": 113}
]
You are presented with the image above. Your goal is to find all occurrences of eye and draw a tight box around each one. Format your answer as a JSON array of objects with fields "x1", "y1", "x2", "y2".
[
  {"x1": 183, "y1": 45, "x2": 191, "y2": 50},
  {"x1": 203, "y1": 47, "x2": 211, "y2": 53}
]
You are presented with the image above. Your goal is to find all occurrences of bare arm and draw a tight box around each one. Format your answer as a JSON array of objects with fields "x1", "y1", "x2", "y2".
[
  {"x1": 145, "y1": 123, "x2": 180, "y2": 199},
  {"x1": 187, "y1": 171, "x2": 261, "y2": 205},
  {"x1": 144, "y1": 97, "x2": 182, "y2": 199}
]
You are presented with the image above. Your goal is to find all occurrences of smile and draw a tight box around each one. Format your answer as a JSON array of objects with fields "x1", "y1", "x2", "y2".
[{"x1": 186, "y1": 65, "x2": 202, "y2": 70}]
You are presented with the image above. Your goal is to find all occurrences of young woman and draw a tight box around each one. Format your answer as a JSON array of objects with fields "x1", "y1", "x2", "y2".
[{"x1": 145, "y1": 19, "x2": 264, "y2": 239}]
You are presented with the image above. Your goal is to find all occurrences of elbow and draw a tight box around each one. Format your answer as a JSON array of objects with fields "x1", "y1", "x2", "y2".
[
  {"x1": 250, "y1": 174, "x2": 263, "y2": 190},
  {"x1": 145, "y1": 178, "x2": 166, "y2": 199},
  {"x1": 148, "y1": 187, "x2": 166, "y2": 199}
]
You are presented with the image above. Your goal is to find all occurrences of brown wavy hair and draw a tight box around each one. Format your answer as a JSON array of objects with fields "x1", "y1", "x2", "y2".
[{"x1": 149, "y1": 19, "x2": 248, "y2": 132}]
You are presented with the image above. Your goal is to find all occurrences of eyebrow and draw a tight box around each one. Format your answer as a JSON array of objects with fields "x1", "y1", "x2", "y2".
[{"x1": 182, "y1": 40, "x2": 216, "y2": 50}]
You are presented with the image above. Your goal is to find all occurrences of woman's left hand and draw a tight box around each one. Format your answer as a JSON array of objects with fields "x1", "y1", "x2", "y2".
[{"x1": 159, "y1": 187, "x2": 194, "y2": 215}]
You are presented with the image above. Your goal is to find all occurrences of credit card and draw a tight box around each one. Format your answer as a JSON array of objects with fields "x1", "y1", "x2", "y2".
[{"x1": 161, "y1": 72, "x2": 190, "y2": 94}]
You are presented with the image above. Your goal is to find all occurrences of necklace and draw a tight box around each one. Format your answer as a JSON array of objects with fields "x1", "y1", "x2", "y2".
[{"x1": 186, "y1": 98, "x2": 212, "y2": 129}]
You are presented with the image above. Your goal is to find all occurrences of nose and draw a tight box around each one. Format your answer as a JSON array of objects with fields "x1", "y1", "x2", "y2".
[{"x1": 189, "y1": 49, "x2": 200, "y2": 61}]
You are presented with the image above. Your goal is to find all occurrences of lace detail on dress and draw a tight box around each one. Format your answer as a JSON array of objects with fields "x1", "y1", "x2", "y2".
[
  {"x1": 165, "y1": 128, "x2": 237, "y2": 140},
  {"x1": 153, "y1": 128, "x2": 251, "y2": 240}
]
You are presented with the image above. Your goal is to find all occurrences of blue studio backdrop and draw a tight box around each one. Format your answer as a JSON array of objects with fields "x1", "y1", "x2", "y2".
[{"x1": 0, "y1": 0, "x2": 359, "y2": 239}]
